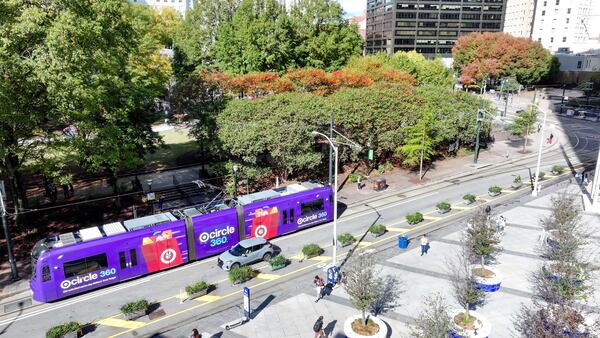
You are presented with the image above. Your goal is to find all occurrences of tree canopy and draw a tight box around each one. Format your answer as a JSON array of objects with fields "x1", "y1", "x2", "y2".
[
  {"x1": 0, "y1": 0, "x2": 170, "y2": 210},
  {"x1": 453, "y1": 32, "x2": 558, "y2": 85}
]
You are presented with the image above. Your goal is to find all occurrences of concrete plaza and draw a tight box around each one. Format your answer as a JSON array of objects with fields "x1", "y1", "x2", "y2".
[{"x1": 161, "y1": 180, "x2": 599, "y2": 338}]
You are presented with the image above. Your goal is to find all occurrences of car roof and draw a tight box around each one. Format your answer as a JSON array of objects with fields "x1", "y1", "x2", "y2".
[{"x1": 238, "y1": 237, "x2": 267, "y2": 247}]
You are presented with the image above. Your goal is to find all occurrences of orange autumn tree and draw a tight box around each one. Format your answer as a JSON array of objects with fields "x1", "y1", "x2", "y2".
[
  {"x1": 227, "y1": 72, "x2": 294, "y2": 98},
  {"x1": 453, "y1": 32, "x2": 556, "y2": 85}
]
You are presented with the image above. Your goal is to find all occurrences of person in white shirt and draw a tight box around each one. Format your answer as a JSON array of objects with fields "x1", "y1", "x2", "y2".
[{"x1": 420, "y1": 234, "x2": 429, "y2": 256}]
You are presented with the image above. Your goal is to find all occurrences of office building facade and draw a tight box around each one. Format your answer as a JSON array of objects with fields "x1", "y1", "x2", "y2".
[
  {"x1": 366, "y1": 0, "x2": 507, "y2": 57},
  {"x1": 503, "y1": 0, "x2": 535, "y2": 37},
  {"x1": 130, "y1": 0, "x2": 193, "y2": 17}
]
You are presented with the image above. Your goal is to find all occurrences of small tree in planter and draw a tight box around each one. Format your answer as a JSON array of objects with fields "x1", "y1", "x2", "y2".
[
  {"x1": 462, "y1": 194, "x2": 476, "y2": 205},
  {"x1": 551, "y1": 165, "x2": 565, "y2": 175},
  {"x1": 515, "y1": 303, "x2": 596, "y2": 338},
  {"x1": 343, "y1": 251, "x2": 399, "y2": 337},
  {"x1": 465, "y1": 208, "x2": 502, "y2": 269},
  {"x1": 337, "y1": 233, "x2": 356, "y2": 247},
  {"x1": 120, "y1": 300, "x2": 149, "y2": 320},
  {"x1": 537, "y1": 171, "x2": 546, "y2": 181},
  {"x1": 446, "y1": 245, "x2": 487, "y2": 336},
  {"x1": 511, "y1": 175, "x2": 522, "y2": 189},
  {"x1": 229, "y1": 266, "x2": 256, "y2": 285},
  {"x1": 406, "y1": 212, "x2": 424, "y2": 225},
  {"x1": 185, "y1": 281, "x2": 210, "y2": 299},
  {"x1": 436, "y1": 202, "x2": 451, "y2": 214},
  {"x1": 269, "y1": 255, "x2": 288, "y2": 271},
  {"x1": 409, "y1": 293, "x2": 453, "y2": 338},
  {"x1": 488, "y1": 186, "x2": 502, "y2": 196},
  {"x1": 368, "y1": 224, "x2": 386, "y2": 237},
  {"x1": 302, "y1": 244, "x2": 322, "y2": 259},
  {"x1": 46, "y1": 321, "x2": 81, "y2": 338}
]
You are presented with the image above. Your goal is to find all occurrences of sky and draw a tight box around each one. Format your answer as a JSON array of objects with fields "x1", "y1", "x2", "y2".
[{"x1": 337, "y1": 0, "x2": 365, "y2": 17}]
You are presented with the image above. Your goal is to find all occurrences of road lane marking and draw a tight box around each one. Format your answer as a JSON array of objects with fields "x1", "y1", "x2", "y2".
[
  {"x1": 255, "y1": 273, "x2": 281, "y2": 280},
  {"x1": 97, "y1": 318, "x2": 146, "y2": 330},
  {"x1": 308, "y1": 256, "x2": 330, "y2": 261},
  {"x1": 357, "y1": 241, "x2": 372, "y2": 247},
  {"x1": 194, "y1": 295, "x2": 222, "y2": 302},
  {"x1": 386, "y1": 227, "x2": 408, "y2": 233},
  {"x1": 423, "y1": 215, "x2": 442, "y2": 221}
]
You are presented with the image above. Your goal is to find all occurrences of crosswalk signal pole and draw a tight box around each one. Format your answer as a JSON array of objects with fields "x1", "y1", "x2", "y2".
[{"x1": 0, "y1": 189, "x2": 19, "y2": 281}]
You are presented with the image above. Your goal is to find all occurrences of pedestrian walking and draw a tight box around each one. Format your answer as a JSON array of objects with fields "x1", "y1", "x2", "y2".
[
  {"x1": 313, "y1": 275, "x2": 325, "y2": 302},
  {"x1": 420, "y1": 234, "x2": 429, "y2": 256},
  {"x1": 48, "y1": 182, "x2": 58, "y2": 203},
  {"x1": 61, "y1": 184, "x2": 69, "y2": 199},
  {"x1": 357, "y1": 176, "x2": 362, "y2": 190},
  {"x1": 189, "y1": 328, "x2": 201, "y2": 338},
  {"x1": 313, "y1": 316, "x2": 325, "y2": 338}
]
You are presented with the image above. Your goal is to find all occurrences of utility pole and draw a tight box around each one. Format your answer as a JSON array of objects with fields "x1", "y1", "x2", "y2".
[
  {"x1": 474, "y1": 109, "x2": 483, "y2": 164},
  {"x1": 0, "y1": 186, "x2": 19, "y2": 281},
  {"x1": 560, "y1": 84, "x2": 566, "y2": 113},
  {"x1": 419, "y1": 129, "x2": 425, "y2": 180},
  {"x1": 328, "y1": 112, "x2": 333, "y2": 185}
]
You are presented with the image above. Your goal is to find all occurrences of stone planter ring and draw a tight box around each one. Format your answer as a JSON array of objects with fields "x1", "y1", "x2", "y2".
[
  {"x1": 471, "y1": 265, "x2": 502, "y2": 292},
  {"x1": 343, "y1": 314, "x2": 389, "y2": 338},
  {"x1": 450, "y1": 310, "x2": 491, "y2": 338}
]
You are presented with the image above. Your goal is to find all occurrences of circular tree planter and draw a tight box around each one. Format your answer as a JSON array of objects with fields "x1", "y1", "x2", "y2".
[
  {"x1": 450, "y1": 310, "x2": 491, "y2": 338},
  {"x1": 471, "y1": 265, "x2": 502, "y2": 292},
  {"x1": 343, "y1": 314, "x2": 389, "y2": 338}
]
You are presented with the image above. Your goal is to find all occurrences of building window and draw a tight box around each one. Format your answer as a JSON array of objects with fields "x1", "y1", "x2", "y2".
[
  {"x1": 538, "y1": 38, "x2": 542, "y2": 42},
  {"x1": 562, "y1": 37, "x2": 566, "y2": 42},
  {"x1": 42, "y1": 266, "x2": 51, "y2": 282},
  {"x1": 541, "y1": 10, "x2": 545, "y2": 16},
  {"x1": 567, "y1": 8, "x2": 571, "y2": 14},
  {"x1": 543, "y1": 1, "x2": 546, "y2": 5},
  {"x1": 577, "y1": 61, "x2": 582, "y2": 69},
  {"x1": 550, "y1": 37, "x2": 554, "y2": 42},
  {"x1": 555, "y1": 0, "x2": 559, "y2": 4},
  {"x1": 566, "y1": 18, "x2": 570, "y2": 23}
]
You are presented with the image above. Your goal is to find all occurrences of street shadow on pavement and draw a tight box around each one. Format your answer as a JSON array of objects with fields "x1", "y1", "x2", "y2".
[
  {"x1": 324, "y1": 319, "x2": 337, "y2": 336},
  {"x1": 251, "y1": 294, "x2": 275, "y2": 319}
]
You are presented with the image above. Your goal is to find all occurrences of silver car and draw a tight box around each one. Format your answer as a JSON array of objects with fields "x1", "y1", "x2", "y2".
[{"x1": 217, "y1": 237, "x2": 274, "y2": 271}]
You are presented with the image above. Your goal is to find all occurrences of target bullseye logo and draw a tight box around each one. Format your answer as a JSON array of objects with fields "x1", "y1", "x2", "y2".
[
  {"x1": 160, "y1": 249, "x2": 177, "y2": 264},
  {"x1": 253, "y1": 224, "x2": 268, "y2": 238}
]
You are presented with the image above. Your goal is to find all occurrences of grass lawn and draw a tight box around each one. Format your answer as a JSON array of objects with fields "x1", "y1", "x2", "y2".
[{"x1": 145, "y1": 128, "x2": 199, "y2": 169}]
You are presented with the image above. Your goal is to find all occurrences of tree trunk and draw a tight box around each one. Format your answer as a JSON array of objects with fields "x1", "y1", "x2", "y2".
[
  {"x1": 108, "y1": 171, "x2": 121, "y2": 208},
  {"x1": 481, "y1": 255, "x2": 485, "y2": 269},
  {"x1": 362, "y1": 309, "x2": 366, "y2": 326},
  {"x1": 523, "y1": 125, "x2": 529, "y2": 152}
]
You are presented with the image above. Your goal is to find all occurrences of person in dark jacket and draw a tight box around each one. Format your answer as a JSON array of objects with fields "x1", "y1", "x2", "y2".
[{"x1": 313, "y1": 316, "x2": 325, "y2": 338}]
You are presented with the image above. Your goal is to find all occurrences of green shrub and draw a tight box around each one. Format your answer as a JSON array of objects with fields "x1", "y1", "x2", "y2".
[
  {"x1": 385, "y1": 161, "x2": 394, "y2": 172},
  {"x1": 538, "y1": 171, "x2": 546, "y2": 180},
  {"x1": 513, "y1": 175, "x2": 522, "y2": 184},
  {"x1": 368, "y1": 223, "x2": 387, "y2": 234},
  {"x1": 348, "y1": 173, "x2": 365, "y2": 183},
  {"x1": 488, "y1": 186, "x2": 502, "y2": 194},
  {"x1": 552, "y1": 165, "x2": 565, "y2": 174},
  {"x1": 406, "y1": 212, "x2": 424, "y2": 224},
  {"x1": 228, "y1": 266, "x2": 255, "y2": 283},
  {"x1": 185, "y1": 281, "x2": 209, "y2": 295},
  {"x1": 269, "y1": 255, "x2": 287, "y2": 267},
  {"x1": 337, "y1": 233, "x2": 356, "y2": 245},
  {"x1": 436, "y1": 202, "x2": 451, "y2": 210},
  {"x1": 302, "y1": 244, "x2": 322, "y2": 257},
  {"x1": 463, "y1": 194, "x2": 476, "y2": 203},
  {"x1": 377, "y1": 164, "x2": 385, "y2": 174},
  {"x1": 120, "y1": 300, "x2": 149, "y2": 315},
  {"x1": 46, "y1": 322, "x2": 80, "y2": 338}
]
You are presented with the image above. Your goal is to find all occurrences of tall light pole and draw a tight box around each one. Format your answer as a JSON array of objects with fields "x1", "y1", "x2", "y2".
[
  {"x1": 0, "y1": 187, "x2": 19, "y2": 280},
  {"x1": 532, "y1": 104, "x2": 548, "y2": 197},
  {"x1": 311, "y1": 131, "x2": 338, "y2": 265}
]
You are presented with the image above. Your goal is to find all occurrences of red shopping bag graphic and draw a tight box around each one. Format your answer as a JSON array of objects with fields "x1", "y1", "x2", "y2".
[
  {"x1": 141, "y1": 230, "x2": 183, "y2": 273},
  {"x1": 250, "y1": 207, "x2": 279, "y2": 239}
]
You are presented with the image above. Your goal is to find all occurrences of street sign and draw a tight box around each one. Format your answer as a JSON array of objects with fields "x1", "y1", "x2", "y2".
[
  {"x1": 146, "y1": 192, "x2": 155, "y2": 201},
  {"x1": 368, "y1": 149, "x2": 374, "y2": 161},
  {"x1": 243, "y1": 287, "x2": 251, "y2": 319}
]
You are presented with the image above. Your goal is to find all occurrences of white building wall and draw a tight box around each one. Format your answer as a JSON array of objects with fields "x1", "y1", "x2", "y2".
[
  {"x1": 130, "y1": 0, "x2": 193, "y2": 17},
  {"x1": 503, "y1": 0, "x2": 536, "y2": 37},
  {"x1": 531, "y1": 0, "x2": 600, "y2": 53}
]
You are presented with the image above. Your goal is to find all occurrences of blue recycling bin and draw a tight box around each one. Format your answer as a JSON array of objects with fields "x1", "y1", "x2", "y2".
[{"x1": 398, "y1": 235, "x2": 409, "y2": 249}]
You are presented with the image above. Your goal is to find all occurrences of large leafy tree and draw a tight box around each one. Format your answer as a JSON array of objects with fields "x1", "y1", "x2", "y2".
[
  {"x1": 172, "y1": 0, "x2": 239, "y2": 78},
  {"x1": 453, "y1": 32, "x2": 557, "y2": 84},
  {"x1": 0, "y1": 0, "x2": 170, "y2": 212},
  {"x1": 213, "y1": 0, "x2": 297, "y2": 74},
  {"x1": 289, "y1": 0, "x2": 362, "y2": 70}
]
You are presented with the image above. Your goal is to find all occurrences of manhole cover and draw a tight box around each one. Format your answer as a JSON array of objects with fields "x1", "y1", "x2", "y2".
[
  {"x1": 3, "y1": 298, "x2": 33, "y2": 313},
  {"x1": 148, "y1": 308, "x2": 166, "y2": 320}
]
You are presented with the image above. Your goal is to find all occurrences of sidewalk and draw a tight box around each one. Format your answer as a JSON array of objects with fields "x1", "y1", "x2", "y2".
[{"x1": 158, "y1": 180, "x2": 600, "y2": 338}]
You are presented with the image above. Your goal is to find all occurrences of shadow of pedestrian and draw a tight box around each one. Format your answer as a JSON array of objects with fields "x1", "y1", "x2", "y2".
[{"x1": 324, "y1": 319, "x2": 337, "y2": 336}]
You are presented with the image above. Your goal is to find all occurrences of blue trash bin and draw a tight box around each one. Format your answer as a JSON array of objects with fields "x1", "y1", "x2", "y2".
[{"x1": 398, "y1": 235, "x2": 409, "y2": 249}]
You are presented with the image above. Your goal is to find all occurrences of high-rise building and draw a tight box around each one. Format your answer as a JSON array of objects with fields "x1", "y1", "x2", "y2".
[
  {"x1": 530, "y1": 0, "x2": 600, "y2": 53},
  {"x1": 503, "y1": 0, "x2": 535, "y2": 37},
  {"x1": 366, "y1": 0, "x2": 506, "y2": 57},
  {"x1": 129, "y1": 0, "x2": 193, "y2": 17}
]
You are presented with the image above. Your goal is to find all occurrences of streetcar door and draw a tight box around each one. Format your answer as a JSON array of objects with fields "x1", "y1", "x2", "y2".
[{"x1": 118, "y1": 247, "x2": 141, "y2": 279}]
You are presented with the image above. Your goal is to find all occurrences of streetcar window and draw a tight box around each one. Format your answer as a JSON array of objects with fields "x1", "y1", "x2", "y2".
[
  {"x1": 42, "y1": 266, "x2": 51, "y2": 282},
  {"x1": 301, "y1": 199, "x2": 324, "y2": 215},
  {"x1": 63, "y1": 253, "x2": 108, "y2": 278},
  {"x1": 130, "y1": 249, "x2": 137, "y2": 267},
  {"x1": 283, "y1": 210, "x2": 288, "y2": 224},
  {"x1": 119, "y1": 252, "x2": 127, "y2": 269},
  {"x1": 290, "y1": 208, "x2": 294, "y2": 221}
]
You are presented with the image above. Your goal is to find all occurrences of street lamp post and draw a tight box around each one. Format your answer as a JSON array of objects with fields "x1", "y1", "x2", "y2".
[
  {"x1": 312, "y1": 131, "x2": 339, "y2": 266},
  {"x1": 0, "y1": 189, "x2": 19, "y2": 280},
  {"x1": 531, "y1": 104, "x2": 548, "y2": 197},
  {"x1": 233, "y1": 165, "x2": 239, "y2": 198}
]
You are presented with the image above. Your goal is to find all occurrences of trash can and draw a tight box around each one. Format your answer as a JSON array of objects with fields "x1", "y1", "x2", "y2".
[
  {"x1": 398, "y1": 235, "x2": 409, "y2": 249},
  {"x1": 372, "y1": 177, "x2": 387, "y2": 192}
]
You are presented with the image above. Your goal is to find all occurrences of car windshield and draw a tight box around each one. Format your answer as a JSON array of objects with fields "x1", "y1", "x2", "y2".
[{"x1": 229, "y1": 244, "x2": 246, "y2": 257}]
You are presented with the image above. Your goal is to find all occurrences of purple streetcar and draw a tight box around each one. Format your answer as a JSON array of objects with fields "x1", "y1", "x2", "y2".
[{"x1": 30, "y1": 182, "x2": 333, "y2": 302}]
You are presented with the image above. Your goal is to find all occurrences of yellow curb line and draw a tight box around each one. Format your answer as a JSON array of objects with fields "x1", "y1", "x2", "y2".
[
  {"x1": 255, "y1": 273, "x2": 281, "y2": 280},
  {"x1": 97, "y1": 318, "x2": 146, "y2": 330}
]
